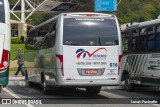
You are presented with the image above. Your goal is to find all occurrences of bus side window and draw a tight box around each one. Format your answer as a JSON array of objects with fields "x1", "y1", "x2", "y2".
[
  {"x1": 147, "y1": 33, "x2": 155, "y2": 51},
  {"x1": 146, "y1": 26, "x2": 155, "y2": 51},
  {"x1": 46, "y1": 31, "x2": 55, "y2": 48},
  {"x1": 131, "y1": 30, "x2": 139, "y2": 52},
  {"x1": 139, "y1": 28, "x2": 147, "y2": 52},
  {"x1": 34, "y1": 28, "x2": 48, "y2": 50},
  {"x1": 27, "y1": 30, "x2": 37, "y2": 45},
  {"x1": 122, "y1": 33, "x2": 129, "y2": 53},
  {"x1": 156, "y1": 25, "x2": 160, "y2": 51},
  {"x1": 45, "y1": 22, "x2": 57, "y2": 48},
  {"x1": 43, "y1": 22, "x2": 56, "y2": 49}
]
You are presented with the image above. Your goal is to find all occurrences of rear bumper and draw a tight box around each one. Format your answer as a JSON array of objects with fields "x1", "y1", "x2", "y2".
[{"x1": 47, "y1": 77, "x2": 121, "y2": 87}]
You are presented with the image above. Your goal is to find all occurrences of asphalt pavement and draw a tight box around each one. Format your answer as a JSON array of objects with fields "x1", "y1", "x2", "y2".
[{"x1": 0, "y1": 77, "x2": 159, "y2": 107}]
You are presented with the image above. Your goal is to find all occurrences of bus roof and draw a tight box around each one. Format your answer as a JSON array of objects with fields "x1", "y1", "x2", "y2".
[
  {"x1": 29, "y1": 12, "x2": 115, "y2": 33},
  {"x1": 125, "y1": 18, "x2": 160, "y2": 31},
  {"x1": 29, "y1": 15, "x2": 59, "y2": 32}
]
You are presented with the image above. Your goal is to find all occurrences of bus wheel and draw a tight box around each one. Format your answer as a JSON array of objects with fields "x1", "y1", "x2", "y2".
[
  {"x1": 41, "y1": 74, "x2": 50, "y2": 95},
  {"x1": 42, "y1": 80, "x2": 50, "y2": 95},
  {"x1": 25, "y1": 70, "x2": 33, "y2": 87},
  {"x1": 125, "y1": 78, "x2": 135, "y2": 92},
  {"x1": 86, "y1": 86, "x2": 101, "y2": 94},
  {"x1": 26, "y1": 78, "x2": 33, "y2": 87},
  {"x1": 25, "y1": 70, "x2": 28, "y2": 81},
  {"x1": 27, "y1": 81, "x2": 34, "y2": 87}
]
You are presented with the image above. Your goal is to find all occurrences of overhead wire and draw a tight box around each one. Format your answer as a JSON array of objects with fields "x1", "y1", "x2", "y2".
[{"x1": 117, "y1": 0, "x2": 122, "y2": 6}]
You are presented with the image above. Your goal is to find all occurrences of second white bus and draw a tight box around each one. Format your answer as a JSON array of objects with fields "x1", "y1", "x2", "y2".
[{"x1": 24, "y1": 12, "x2": 122, "y2": 94}]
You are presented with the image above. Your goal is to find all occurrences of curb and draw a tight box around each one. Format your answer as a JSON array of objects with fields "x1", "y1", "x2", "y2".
[{"x1": 8, "y1": 77, "x2": 26, "y2": 86}]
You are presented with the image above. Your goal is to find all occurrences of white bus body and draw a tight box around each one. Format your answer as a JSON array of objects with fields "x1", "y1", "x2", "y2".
[
  {"x1": 25, "y1": 12, "x2": 122, "y2": 94},
  {"x1": 0, "y1": 0, "x2": 10, "y2": 91}
]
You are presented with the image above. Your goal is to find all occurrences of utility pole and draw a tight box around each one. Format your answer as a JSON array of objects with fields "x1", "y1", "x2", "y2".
[
  {"x1": 18, "y1": 0, "x2": 27, "y2": 37},
  {"x1": 21, "y1": 0, "x2": 25, "y2": 23}
]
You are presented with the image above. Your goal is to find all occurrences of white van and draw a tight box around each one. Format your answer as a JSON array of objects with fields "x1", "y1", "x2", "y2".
[{"x1": 24, "y1": 12, "x2": 122, "y2": 94}]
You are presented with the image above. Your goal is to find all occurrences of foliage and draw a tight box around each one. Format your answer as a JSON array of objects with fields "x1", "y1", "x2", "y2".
[
  {"x1": 25, "y1": 44, "x2": 34, "y2": 50},
  {"x1": 11, "y1": 37, "x2": 21, "y2": 44},
  {"x1": 117, "y1": 0, "x2": 160, "y2": 24},
  {"x1": 9, "y1": 68, "x2": 17, "y2": 72}
]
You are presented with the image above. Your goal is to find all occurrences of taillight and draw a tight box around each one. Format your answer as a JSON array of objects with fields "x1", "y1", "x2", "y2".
[
  {"x1": 0, "y1": 49, "x2": 9, "y2": 71},
  {"x1": 56, "y1": 54, "x2": 63, "y2": 76},
  {"x1": 64, "y1": 14, "x2": 67, "y2": 16},
  {"x1": 111, "y1": 78, "x2": 116, "y2": 80},
  {"x1": 118, "y1": 55, "x2": 122, "y2": 75}
]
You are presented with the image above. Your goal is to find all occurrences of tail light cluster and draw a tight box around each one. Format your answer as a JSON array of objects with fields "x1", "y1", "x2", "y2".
[
  {"x1": 118, "y1": 55, "x2": 122, "y2": 75},
  {"x1": 0, "y1": 49, "x2": 9, "y2": 71},
  {"x1": 56, "y1": 54, "x2": 64, "y2": 76}
]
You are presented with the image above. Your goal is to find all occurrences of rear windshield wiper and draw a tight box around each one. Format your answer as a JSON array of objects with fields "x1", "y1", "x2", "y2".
[{"x1": 98, "y1": 36, "x2": 101, "y2": 46}]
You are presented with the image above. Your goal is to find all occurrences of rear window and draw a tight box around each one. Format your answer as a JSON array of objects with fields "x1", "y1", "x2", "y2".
[
  {"x1": 0, "y1": 0, "x2": 5, "y2": 23},
  {"x1": 63, "y1": 17, "x2": 119, "y2": 46}
]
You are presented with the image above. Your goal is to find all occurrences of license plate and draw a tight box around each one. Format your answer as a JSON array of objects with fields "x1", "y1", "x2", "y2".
[{"x1": 85, "y1": 69, "x2": 98, "y2": 74}]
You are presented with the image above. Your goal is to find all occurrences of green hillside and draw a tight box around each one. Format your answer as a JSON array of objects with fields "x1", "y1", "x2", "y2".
[{"x1": 117, "y1": 0, "x2": 160, "y2": 24}]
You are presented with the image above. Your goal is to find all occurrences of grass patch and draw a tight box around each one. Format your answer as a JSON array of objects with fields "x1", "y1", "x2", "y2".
[
  {"x1": 9, "y1": 68, "x2": 17, "y2": 72},
  {"x1": 11, "y1": 44, "x2": 34, "y2": 62},
  {"x1": 11, "y1": 44, "x2": 25, "y2": 60}
]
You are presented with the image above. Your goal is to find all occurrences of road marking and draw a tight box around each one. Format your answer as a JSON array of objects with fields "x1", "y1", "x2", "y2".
[
  {"x1": 100, "y1": 90, "x2": 127, "y2": 98},
  {"x1": 153, "y1": 104, "x2": 160, "y2": 107},
  {"x1": 3, "y1": 88, "x2": 34, "y2": 107}
]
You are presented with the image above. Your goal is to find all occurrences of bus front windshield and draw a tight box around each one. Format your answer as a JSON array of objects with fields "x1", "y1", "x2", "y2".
[
  {"x1": 0, "y1": 0, "x2": 5, "y2": 23},
  {"x1": 63, "y1": 17, "x2": 119, "y2": 46}
]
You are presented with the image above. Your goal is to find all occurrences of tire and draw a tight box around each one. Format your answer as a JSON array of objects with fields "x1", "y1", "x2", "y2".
[
  {"x1": 25, "y1": 70, "x2": 33, "y2": 87},
  {"x1": 42, "y1": 80, "x2": 50, "y2": 95},
  {"x1": 25, "y1": 70, "x2": 28, "y2": 81},
  {"x1": 86, "y1": 86, "x2": 101, "y2": 94},
  {"x1": 125, "y1": 78, "x2": 135, "y2": 92},
  {"x1": 41, "y1": 73, "x2": 50, "y2": 95},
  {"x1": 27, "y1": 81, "x2": 34, "y2": 87}
]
